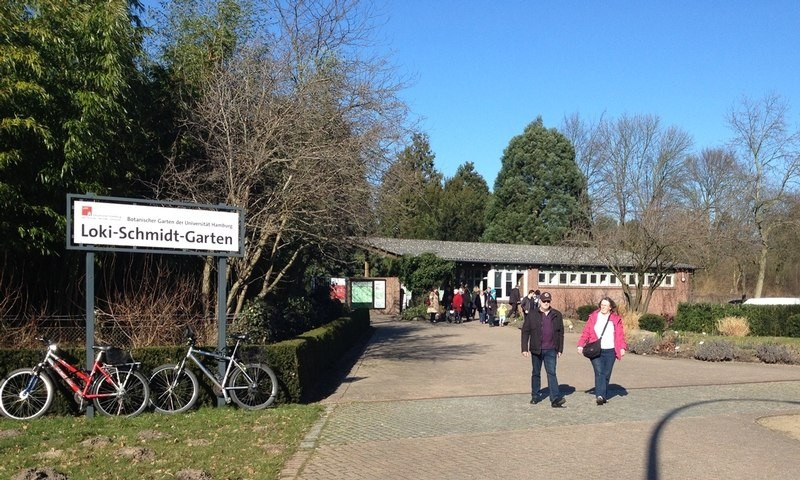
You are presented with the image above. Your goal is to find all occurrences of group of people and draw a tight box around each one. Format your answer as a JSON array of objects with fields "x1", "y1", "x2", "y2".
[
  {"x1": 424, "y1": 284, "x2": 496, "y2": 325},
  {"x1": 425, "y1": 285, "x2": 473, "y2": 324},
  {"x1": 521, "y1": 292, "x2": 627, "y2": 408}
]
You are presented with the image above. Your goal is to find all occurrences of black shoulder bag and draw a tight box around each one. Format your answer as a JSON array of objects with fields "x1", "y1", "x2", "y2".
[{"x1": 582, "y1": 318, "x2": 610, "y2": 359}]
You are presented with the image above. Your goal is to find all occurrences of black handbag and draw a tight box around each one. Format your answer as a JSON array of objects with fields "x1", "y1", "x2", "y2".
[{"x1": 582, "y1": 318, "x2": 610, "y2": 359}]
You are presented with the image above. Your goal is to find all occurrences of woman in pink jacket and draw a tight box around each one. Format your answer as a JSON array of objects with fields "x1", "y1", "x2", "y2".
[{"x1": 577, "y1": 297, "x2": 627, "y2": 405}]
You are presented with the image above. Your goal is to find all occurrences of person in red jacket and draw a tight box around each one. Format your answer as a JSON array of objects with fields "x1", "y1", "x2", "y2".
[
  {"x1": 450, "y1": 288, "x2": 463, "y2": 324},
  {"x1": 577, "y1": 297, "x2": 628, "y2": 405}
]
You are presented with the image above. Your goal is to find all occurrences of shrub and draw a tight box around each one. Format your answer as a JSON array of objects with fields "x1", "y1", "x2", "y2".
[
  {"x1": 622, "y1": 310, "x2": 640, "y2": 332},
  {"x1": 755, "y1": 343, "x2": 798, "y2": 364},
  {"x1": 716, "y1": 316, "x2": 750, "y2": 337},
  {"x1": 674, "y1": 302, "x2": 800, "y2": 336},
  {"x1": 234, "y1": 298, "x2": 277, "y2": 344},
  {"x1": 639, "y1": 314, "x2": 666, "y2": 332},
  {"x1": 577, "y1": 304, "x2": 595, "y2": 322},
  {"x1": 694, "y1": 340, "x2": 736, "y2": 361},
  {"x1": 786, "y1": 314, "x2": 800, "y2": 338},
  {"x1": 627, "y1": 335, "x2": 659, "y2": 355},
  {"x1": 672, "y1": 303, "x2": 720, "y2": 333},
  {"x1": 654, "y1": 331, "x2": 678, "y2": 354},
  {"x1": 402, "y1": 303, "x2": 427, "y2": 321}
]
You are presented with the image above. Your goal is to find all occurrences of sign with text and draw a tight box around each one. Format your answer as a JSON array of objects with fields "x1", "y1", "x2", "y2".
[{"x1": 67, "y1": 195, "x2": 244, "y2": 256}]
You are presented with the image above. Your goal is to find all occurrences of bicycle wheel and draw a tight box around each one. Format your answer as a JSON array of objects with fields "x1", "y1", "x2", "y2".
[
  {"x1": 228, "y1": 363, "x2": 278, "y2": 410},
  {"x1": 92, "y1": 369, "x2": 150, "y2": 417},
  {"x1": 149, "y1": 364, "x2": 199, "y2": 414},
  {"x1": 0, "y1": 368, "x2": 54, "y2": 420}
]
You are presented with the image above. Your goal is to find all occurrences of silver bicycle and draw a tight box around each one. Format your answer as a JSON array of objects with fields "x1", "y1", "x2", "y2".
[{"x1": 148, "y1": 329, "x2": 278, "y2": 414}]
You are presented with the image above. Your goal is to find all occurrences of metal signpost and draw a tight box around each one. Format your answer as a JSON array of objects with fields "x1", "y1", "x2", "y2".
[{"x1": 66, "y1": 194, "x2": 245, "y2": 414}]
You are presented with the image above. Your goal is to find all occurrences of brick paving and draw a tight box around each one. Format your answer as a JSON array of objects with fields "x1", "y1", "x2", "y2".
[{"x1": 281, "y1": 314, "x2": 800, "y2": 480}]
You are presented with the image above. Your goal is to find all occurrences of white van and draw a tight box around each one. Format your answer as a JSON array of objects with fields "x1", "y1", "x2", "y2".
[{"x1": 743, "y1": 297, "x2": 800, "y2": 306}]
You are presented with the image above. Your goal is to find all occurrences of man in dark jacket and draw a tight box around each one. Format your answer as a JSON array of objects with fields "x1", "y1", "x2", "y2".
[
  {"x1": 508, "y1": 285, "x2": 521, "y2": 320},
  {"x1": 521, "y1": 291, "x2": 566, "y2": 408}
]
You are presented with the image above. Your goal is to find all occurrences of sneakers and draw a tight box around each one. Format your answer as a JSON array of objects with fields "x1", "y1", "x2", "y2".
[
  {"x1": 529, "y1": 396, "x2": 541, "y2": 405},
  {"x1": 596, "y1": 396, "x2": 606, "y2": 405},
  {"x1": 551, "y1": 397, "x2": 566, "y2": 408}
]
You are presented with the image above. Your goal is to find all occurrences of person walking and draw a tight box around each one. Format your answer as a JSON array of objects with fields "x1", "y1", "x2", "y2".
[
  {"x1": 472, "y1": 287, "x2": 483, "y2": 322},
  {"x1": 508, "y1": 285, "x2": 521, "y2": 321},
  {"x1": 577, "y1": 297, "x2": 627, "y2": 405},
  {"x1": 450, "y1": 288, "x2": 463, "y2": 324},
  {"x1": 460, "y1": 285, "x2": 471, "y2": 322},
  {"x1": 426, "y1": 287, "x2": 441, "y2": 323},
  {"x1": 497, "y1": 302, "x2": 509, "y2": 327},
  {"x1": 484, "y1": 287, "x2": 497, "y2": 326},
  {"x1": 521, "y1": 291, "x2": 566, "y2": 408},
  {"x1": 520, "y1": 289, "x2": 537, "y2": 319}
]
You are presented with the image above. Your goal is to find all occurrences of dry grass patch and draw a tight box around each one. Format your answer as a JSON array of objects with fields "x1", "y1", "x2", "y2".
[
  {"x1": 717, "y1": 316, "x2": 750, "y2": 336},
  {"x1": 621, "y1": 309, "x2": 640, "y2": 333}
]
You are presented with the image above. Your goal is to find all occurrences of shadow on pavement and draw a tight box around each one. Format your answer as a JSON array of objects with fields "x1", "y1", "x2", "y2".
[
  {"x1": 361, "y1": 324, "x2": 489, "y2": 361},
  {"x1": 646, "y1": 398, "x2": 800, "y2": 480},
  {"x1": 307, "y1": 326, "x2": 376, "y2": 403}
]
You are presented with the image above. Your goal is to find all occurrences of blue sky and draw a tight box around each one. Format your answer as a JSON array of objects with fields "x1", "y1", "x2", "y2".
[
  {"x1": 372, "y1": 0, "x2": 800, "y2": 186},
  {"x1": 141, "y1": 1, "x2": 799, "y2": 187}
]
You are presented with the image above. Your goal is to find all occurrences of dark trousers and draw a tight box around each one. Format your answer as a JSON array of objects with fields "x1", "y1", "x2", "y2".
[
  {"x1": 531, "y1": 349, "x2": 561, "y2": 402},
  {"x1": 590, "y1": 348, "x2": 617, "y2": 399}
]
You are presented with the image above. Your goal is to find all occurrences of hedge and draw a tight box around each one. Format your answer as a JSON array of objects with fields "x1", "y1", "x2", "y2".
[
  {"x1": 0, "y1": 309, "x2": 371, "y2": 417},
  {"x1": 673, "y1": 303, "x2": 800, "y2": 337}
]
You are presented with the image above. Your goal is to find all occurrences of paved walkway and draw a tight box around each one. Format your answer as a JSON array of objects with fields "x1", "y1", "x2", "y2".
[{"x1": 281, "y1": 314, "x2": 800, "y2": 480}]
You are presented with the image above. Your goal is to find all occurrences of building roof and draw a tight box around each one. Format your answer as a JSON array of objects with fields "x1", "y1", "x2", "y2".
[{"x1": 361, "y1": 237, "x2": 694, "y2": 270}]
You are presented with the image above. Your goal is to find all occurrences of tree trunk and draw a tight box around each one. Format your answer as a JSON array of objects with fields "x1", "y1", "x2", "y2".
[
  {"x1": 754, "y1": 241, "x2": 769, "y2": 298},
  {"x1": 201, "y1": 256, "x2": 213, "y2": 316}
]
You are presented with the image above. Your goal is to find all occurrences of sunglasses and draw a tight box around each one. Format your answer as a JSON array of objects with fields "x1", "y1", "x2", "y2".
[{"x1": 541, "y1": 300, "x2": 551, "y2": 303}]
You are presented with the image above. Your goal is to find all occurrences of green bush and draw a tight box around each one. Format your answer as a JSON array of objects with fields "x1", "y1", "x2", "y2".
[
  {"x1": 402, "y1": 303, "x2": 427, "y2": 321},
  {"x1": 0, "y1": 311, "x2": 372, "y2": 415},
  {"x1": 787, "y1": 314, "x2": 800, "y2": 338},
  {"x1": 577, "y1": 304, "x2": 596, "y2": 322},
  {"x1": 673, "y1": 303, "x2": 800, "y2": 337},
  {"x1": 639, "y1": 314, "x2": 666, "y2": 332}
]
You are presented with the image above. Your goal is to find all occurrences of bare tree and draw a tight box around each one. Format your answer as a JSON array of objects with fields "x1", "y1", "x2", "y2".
[
  {"x1": 727, "y1": 94, "x2": 800, "y2": 298},
  {"x1": 680, "y1": 148, "x2": 756, "y2": 295},
  {"x1": 586, "y1": 114, "x2": 693, "y2": 312},
  {"x1": 561, "y1": 112, "x2": 605, "y2": 217},
  {"x1": 161, "y1": 0, "x2": 407, "y2": 314}
]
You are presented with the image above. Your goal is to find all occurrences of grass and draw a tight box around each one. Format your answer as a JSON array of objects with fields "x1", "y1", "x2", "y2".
[{"x1": 0, "y1": 404, "x2": 323, "y2": 480}]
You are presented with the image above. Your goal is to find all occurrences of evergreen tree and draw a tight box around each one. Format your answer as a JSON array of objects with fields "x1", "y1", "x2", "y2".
[
  {"x1": 438, "y1": 162, "x2": 489, "y2": 241},
  {"x1": 482, "y1": 117, "x2": 590, "y2": 245},
  {"x1": 0, "y1": 0, "x2": 148, "y2": 256},
  {"x1": 375, "y1": 133, "x2": 443, "y2": 239}
]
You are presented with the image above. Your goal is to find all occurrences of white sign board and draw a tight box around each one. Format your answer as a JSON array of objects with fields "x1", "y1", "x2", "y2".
[
  {"x1": 373, "y1": 280, "x2": 386, "y2": 309},
  {"x1": 70, "y1": 199, "x2": 242, "y2": 254}
]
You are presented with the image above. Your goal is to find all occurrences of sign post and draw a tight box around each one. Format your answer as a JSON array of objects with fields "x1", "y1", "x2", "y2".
[{"x1": 66, "y1": 194, "x2": 245, "y2": 414}]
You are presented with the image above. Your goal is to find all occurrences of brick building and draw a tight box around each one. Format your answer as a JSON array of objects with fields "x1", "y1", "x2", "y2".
[{"x1": 362, "y1": 237, "x2": 693, "y2": 317}]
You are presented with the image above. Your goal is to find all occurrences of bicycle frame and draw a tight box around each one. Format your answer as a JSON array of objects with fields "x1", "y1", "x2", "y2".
[
  {"x1": 31, "y1": 344, "x2": 136, "y2": 404},
  {"x1": 175, "y1": 339, "x2": 248, "y2": 404}
]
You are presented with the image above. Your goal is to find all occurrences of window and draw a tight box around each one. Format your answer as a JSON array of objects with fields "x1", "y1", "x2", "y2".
[{"x1": 533, "y1": 269, "x2": 677, "y2": 288}]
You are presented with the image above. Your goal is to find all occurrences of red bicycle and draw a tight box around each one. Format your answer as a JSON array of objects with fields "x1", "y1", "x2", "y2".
[{"x1": 0, "y1": 337, "x2": 150, "y2": 420}]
